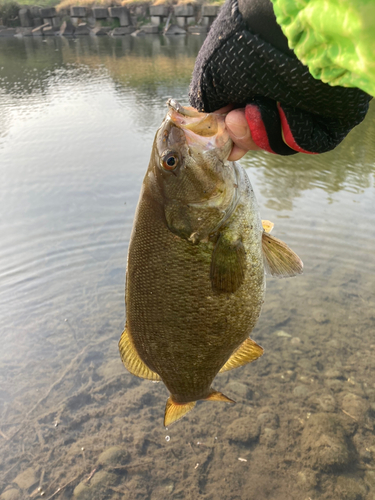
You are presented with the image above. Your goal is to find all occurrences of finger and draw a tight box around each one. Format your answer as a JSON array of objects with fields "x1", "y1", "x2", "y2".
[
  {"x1": 228, "y1": 145, "x2": 249, "y2": 161},
  {"x1": 214, "y1": 104, "x2": 234, "y2": 114},
  {"x1": 225, "y1": 109, "x2": 261, "y2": 152}
]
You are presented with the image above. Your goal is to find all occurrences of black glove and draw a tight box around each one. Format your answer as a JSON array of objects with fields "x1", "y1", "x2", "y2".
[{"x1": 189, "y1": 0, "x2": 372, "y2": 155}]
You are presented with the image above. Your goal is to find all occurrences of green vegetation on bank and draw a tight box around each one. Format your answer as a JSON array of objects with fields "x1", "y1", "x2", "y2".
[{"x1": 0, "y1": 2, "x2": 20, "y2": 24}]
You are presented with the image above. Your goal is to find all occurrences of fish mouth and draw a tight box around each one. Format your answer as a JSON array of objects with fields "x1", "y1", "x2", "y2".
[
  {"x1": 166, "y1": 99, "x2": 232, "y2": 152},
  {"x1": 167, "y1": 99, "x2": 202, "y2": 118}
]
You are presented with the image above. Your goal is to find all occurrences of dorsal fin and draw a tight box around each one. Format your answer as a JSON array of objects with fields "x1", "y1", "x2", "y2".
[
  {"x1": 164, "y1": 398, "x2": 196, "y2": 426},
  {"x1": 262, "y1": 220, "x2": 274, "y2": 233},
  {"x1": 119, "y1": 327, "x2": 161, "y2": 381},
  {"x1": 262, "y1": 232, "x2": 303, "y2": 278},
  {"x1": 219, "y1": 338, "x2": 264, "y2": 373}
]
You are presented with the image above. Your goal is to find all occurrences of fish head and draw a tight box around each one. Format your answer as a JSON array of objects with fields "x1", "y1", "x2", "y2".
[{"x1": 149, "y1": 99, "x2": 238, "y2": 243}]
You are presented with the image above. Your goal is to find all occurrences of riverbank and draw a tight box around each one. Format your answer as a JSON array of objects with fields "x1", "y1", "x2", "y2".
[{"x1": 0, "y1": 1, "x2": 220, "y2": 37}]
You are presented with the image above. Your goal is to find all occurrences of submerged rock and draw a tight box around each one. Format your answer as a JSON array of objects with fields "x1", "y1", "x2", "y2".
[
  {"x1": 301, "y1": 413, "x2": 354, "y2": 471},
  {"x1": 324, "y1": 368, "x2": 344, "y2": 379},
  {"x1": 293, "y1": 385, "x2": 311, "y2": 398},
  {"x1": 316, "y1": 393, "x2": 337, "y2": 412},
  {"x1": 334, "y1": 476, "x2": 367, "y2": 500},
  {"x1": 341, "y1": 393, "x2": 370, "y2": 421},
  {"x1": 225, "y1": 417, "x2": 260, "y2": 444},
  {"x1": 296, "y1": 469, "x2": 317, "y2": 489},
  {"x1": 364, "y1": 470, "x2": 375, "y2": 491},
  {"x1": 97, "y1": 446, "x2": 130, "y2": 467},
  {"x1": 260, "y1": 427, "x2": 278, "y2": 447},
  {"x1": 257, "y1": 411, "x2": 279, "y2": 429},
  {"x1": 73, "y1": 470, "x2": 117, "y2": 500},
  {"x1": 0, "y1": 489, "x2": 22, "y2": 500},
  {"x1": 13, "y1": 467, "x2": 38, "y2": 490},
  {"x1": 225, "y1": 380, "x2": 251, "y2": 399}
]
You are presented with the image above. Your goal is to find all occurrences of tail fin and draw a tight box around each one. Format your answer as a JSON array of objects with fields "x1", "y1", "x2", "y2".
[
  {"x1": 164, "y1": 397, "x2": 196, "y2": 427},
  {"x1": 164, "y1": 390, "x2": 235, "y2": 426}
]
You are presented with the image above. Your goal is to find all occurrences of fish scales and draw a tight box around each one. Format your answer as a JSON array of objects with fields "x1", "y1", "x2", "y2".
[{"x1": 126, "y1": 172, "x2": 264, "y2": 401}]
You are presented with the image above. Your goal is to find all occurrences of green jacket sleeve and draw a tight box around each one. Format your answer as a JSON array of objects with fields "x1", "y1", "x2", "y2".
[{"x1": 271, "y1": 0, "x2": 375, "y2": 96}]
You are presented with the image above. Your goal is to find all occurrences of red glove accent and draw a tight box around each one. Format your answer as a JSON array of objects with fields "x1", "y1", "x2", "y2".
[
  {"x1": 245, "y1": 104, "x2": 276, "y2": 154},
  {"x1": 277, "y1": 103, "x2": 318, "y2": 155}
]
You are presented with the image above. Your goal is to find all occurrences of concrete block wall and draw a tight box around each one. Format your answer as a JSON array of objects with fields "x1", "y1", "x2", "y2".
[{"x1": 8, "y1": 3, "x2": 221, "y2": 37}]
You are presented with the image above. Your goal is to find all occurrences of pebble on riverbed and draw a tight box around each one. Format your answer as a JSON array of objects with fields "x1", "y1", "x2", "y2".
[{"x1": 274, "y1": 330, "x2": 292, "y2": 338}]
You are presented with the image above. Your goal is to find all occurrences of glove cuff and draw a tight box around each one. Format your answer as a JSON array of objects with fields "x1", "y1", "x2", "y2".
[
  {"x1": 245, "y1": 101, "x2": 298, "y2": 155},
  {"x1": 277, "y1": 103, "x2": 317, "y2": 154}
]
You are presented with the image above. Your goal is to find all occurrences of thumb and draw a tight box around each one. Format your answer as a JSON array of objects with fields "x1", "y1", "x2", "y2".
[{"x1": 225, "y1": 109, "x2": 261, "y2": 160}]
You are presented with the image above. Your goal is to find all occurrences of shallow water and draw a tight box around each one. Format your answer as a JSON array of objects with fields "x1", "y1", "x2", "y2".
[{"x1": 0, "y1": 36, "x2": 375, "y2": 500}]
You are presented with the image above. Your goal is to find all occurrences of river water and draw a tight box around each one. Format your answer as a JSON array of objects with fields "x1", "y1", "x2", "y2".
[{"x1": 0, "y1": 35, "x2": 375, "y2": 500}]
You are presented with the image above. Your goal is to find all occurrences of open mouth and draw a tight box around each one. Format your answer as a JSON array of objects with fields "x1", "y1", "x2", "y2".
[{"x1": 166, "y1": 99, "x2": 229, "y2": 150}]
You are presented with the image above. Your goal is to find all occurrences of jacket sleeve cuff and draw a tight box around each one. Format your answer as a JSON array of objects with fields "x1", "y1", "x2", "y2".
[{"x1": 270, "y1": 0, "x2": 375, "y2": 97}]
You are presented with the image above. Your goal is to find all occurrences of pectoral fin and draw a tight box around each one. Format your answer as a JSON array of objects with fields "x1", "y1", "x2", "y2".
[
  {"x1": 219, "y1": 338, "x2": 264, "y2": 373},
  {"x1": 210, "y1": 233, "x2": 246, "y2": 293},
  {"x1": 262, "y1": 232, "x2": 303, "y2": 278},
  {"x1": 262, "y1": 220, "x2": 274, "y2": 233},
  {"x1": 119, "y1": 327, "x2": 161, "y2": 381},
  {"x1": 164, "y1": 398, "x2": 196, "y2": 426}
]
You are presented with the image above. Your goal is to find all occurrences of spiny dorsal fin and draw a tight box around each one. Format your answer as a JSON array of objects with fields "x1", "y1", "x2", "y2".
[
  {"x1": 219, "y1": 338, "x2": 264, "y2": 373},
  {"x1": 119, "y1": 327, "x2": 161, "y2": 381},
  {"x1": 204, "y1": 390, "x2": 236, "y2": 403},
  {"x1": 262, "y1": 232, "x2": 303, "y2": 278},
  {"x1": 262, "y1": 220, "x2": 274, "y2": 233},
  {"x1": 164, "y1": 397, "x2": 196, "y2": 426},
  {"x1": 210, "y1": 233, "x2": 246, "y2": 293}
]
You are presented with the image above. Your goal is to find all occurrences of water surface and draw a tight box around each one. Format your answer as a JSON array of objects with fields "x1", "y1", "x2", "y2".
[{"x1": 0, "y1": 36, "x2": 375, "y2": 500}]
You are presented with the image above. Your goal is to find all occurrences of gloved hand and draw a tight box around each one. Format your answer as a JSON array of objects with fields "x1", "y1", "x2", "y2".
[{"x1": 189, "y1": 0, "x2": 372, "y2": 155}]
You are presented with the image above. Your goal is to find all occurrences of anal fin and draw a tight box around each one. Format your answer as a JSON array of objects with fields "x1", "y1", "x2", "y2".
[
  {"x1": 219, "y1": 338, "x2": 264, "y2": 373},
  {"x1": 204, "y1": 390, "x2": 235, "y2": 403},
  {"x1": 262, "y1": 232, "x2": 303, "y2": 278},
  {"x1": 164, "y1": 398, "x2": 196, "y2": 426},
  {"x1": 119, "y1": 327, "x2": 161, "y2": 381}
]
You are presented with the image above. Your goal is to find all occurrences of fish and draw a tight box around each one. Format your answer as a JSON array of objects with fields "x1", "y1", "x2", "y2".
[{"x1": 119, "y1": 99, "x2": 303, "y2": 426}]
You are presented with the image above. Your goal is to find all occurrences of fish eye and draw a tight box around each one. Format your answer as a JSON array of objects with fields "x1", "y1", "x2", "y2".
[{"x1": 161, "y1": 151, "x2": 179, "y2": 171}]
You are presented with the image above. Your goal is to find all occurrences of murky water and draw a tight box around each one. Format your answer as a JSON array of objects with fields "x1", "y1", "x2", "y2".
[{"x1": 1, "y1": 35, "x2": 375, "y2": 500}]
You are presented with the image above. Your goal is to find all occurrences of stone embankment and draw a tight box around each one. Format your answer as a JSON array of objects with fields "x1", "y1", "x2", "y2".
[{"x1": 0, "y1": 3, "x2": 220, "y2": 38}]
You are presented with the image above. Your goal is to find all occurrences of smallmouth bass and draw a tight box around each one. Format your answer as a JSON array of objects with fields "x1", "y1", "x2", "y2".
[{"x1": 119, "y1": 100, "x2": 303, "y2": 426}]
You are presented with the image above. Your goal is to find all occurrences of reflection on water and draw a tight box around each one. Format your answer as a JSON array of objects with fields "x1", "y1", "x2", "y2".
[{"x1": 0, "y1": 36, "x2": 375, "y2": 500}]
